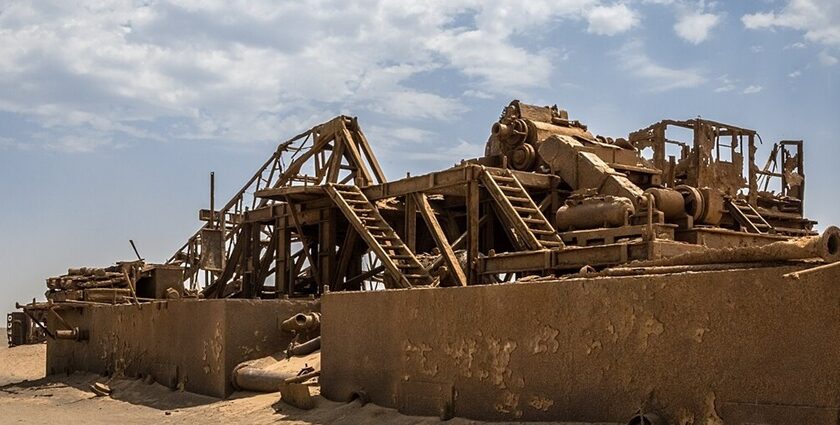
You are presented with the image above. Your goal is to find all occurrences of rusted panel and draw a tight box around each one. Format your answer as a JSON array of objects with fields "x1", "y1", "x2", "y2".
[{"x1": 321, "y1": 264, "x2": 840, "y2": 423}]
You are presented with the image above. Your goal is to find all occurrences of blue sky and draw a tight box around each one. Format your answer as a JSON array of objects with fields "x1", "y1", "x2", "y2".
[{"x1": 1, "y1": 0, "x2": 838, "y2": 313}]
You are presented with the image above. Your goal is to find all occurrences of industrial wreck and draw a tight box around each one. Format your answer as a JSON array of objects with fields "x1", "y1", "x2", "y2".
[{"x1": 10, "y1": 100, "x2": 840, "y2": 424}]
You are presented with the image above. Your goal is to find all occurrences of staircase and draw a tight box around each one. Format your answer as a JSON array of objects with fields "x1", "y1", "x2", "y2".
[
  {"x1": 325, "y1": 185, "x2": 435, "y2": 288},
  {"x1": 727, "y1": 198, "x2": 775, "y2": 234},
  {"x1": 480, "y1": 168, "x2": 564, "y2": 250}
]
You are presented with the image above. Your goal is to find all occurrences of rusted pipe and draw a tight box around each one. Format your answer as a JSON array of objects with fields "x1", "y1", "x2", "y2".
[
  {"x1": 632, "y1": 226, "x2": 840, "y2": 267},
  {"x1": 280, "y1": 312, "x2": 321, "y2": 333},
  {"x1": 231, "y1": 364, "x2": 296, "y2": 393},
  {"x1": 290, "y1": 336, "x2": 321, "y2": 356}
]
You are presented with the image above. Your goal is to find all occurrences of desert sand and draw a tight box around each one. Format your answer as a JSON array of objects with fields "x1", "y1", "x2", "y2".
[{"x1": 0, "y1": 333, "x2": 613, "y2": 424}]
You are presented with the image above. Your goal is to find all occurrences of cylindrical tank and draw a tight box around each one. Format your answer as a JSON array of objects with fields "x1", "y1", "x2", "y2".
[
  {"x1": 676, "y1": 185, "x2": 724, "y2": 225},
  {"x1": 644, "y1": 187, "x2": 685, "y2": 220},
  {"x1": 555, "y1": 196, "x2": 636, "y2": 231},
  {"x1": 231, "y1": 364, "x2": 296, "y2": 392}
]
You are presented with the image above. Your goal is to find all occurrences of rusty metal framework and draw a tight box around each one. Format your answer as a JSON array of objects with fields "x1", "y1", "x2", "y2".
[
  {"x1": 21, "y1": 100, "x2": 830, "y2": 310},
  {"x1": 150, "y1": 100, "x2": 824, "y2": 300}
]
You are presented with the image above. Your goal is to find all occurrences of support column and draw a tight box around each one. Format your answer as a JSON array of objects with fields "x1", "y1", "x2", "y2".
[
  {"x1": 405, "y1": 194, "x2": 417, "y2": 252},
  {"x1": 318, "y1": 207, "x2": 337, "y2": 293},
  {"x1": 275, "y1": 217, "x2": 290, "y2": 298},
  {"x1": 467, "y1": 177, "x2": 480, "y2": 284}
]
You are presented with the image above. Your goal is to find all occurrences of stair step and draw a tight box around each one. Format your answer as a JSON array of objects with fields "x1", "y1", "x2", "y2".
[
  {"x1": 507, "y1": 196, "x2": 531, "y2": 203},
  {"x1": 523, "y1": 218, "x2": 546, "y2": 224},
  {"x1": 513, "y1": 206, "x2": 538, "y2": 213}
]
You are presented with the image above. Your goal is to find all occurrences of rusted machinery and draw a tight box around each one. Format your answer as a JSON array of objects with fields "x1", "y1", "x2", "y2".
[
  {"x1": 24, "y1": 100, "x2": 823, "y2": 309},
  {"x1": 145, "y1": 100, "x2": 827, "y2": 301},
  {"x1": 14, "y1": 99, "x2": 840, "y2": 423},
  {"x1": 7, "y1": 309, "x2": 46, "y2": 347}
]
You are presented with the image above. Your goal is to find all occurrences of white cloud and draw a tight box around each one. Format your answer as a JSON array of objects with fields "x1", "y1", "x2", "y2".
[
  {"x1": 674, "y1": 12, "x2": 721, "y2": 44},
  {"x1": 0, "y1": 0, "x2": 654, "y2": 151},
  {"x1": 785, "y1": 42, "x2": 808, "y2": 49},
  {"x1": 818, "y1": 50, "x2": 839, "y2": 65},
  {"x1": 613, "y1": 40, "x2": 706, "y2": 91},
  {"x1": 742, "y1": 85, "x2": 764, "y2": 94},
  {"x1": 742, "y1": 0, "x2": 840, "y2": 47},
  {"x1": 788, "y1": 69, "x2": 803, "y2": 77},
  {"x1": 586, "y1": 4, "x2": 640, "y2": 36}
]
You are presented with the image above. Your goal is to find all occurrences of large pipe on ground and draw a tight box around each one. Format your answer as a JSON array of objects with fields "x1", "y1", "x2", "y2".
[
  {"x1": 231, "y1": 364, "x2": 297, "y2": 393},
  {"x1": 290, "y1": 336, "x2": 321, "y2": 356}
]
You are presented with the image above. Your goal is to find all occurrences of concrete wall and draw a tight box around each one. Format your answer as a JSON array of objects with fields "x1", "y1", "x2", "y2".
[
  {"x1": 47, "y1": 298, "x2": 318, "y2": 398},
  {"x1": 321, "y1": 264, "x2": 840, "y2": 424}
]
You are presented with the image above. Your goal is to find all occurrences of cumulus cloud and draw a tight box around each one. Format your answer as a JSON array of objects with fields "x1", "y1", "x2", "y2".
[
  {"x1": 742, "y1": 0, "x2": 840, "y2": 47},
  {"x1": 674, "y1": 12, "x2": 721, "y2": 44},
  {"x1": 742, "y1": 85, "x2": 763, "y2": 94},
  {"x1": 586, "y1": 4, "x2": 640, "y2": 36},
  {"x1": 0, "y1": 0, "x2": 651, "y2": 152},
  {"x1": 613, "y1": 40, "x2": 706, "y2": 91},
  {"x1": 818, "y1": 50, "x2": 839, "y2": 65}
]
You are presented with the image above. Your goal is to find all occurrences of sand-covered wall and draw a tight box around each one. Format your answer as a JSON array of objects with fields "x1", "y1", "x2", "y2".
[
  {"x1": 47, "y1": 299, "x2": 318, "y2": 398},
  {"x1": 321, "y1": 263, "x2": 840, "y2": 424}
]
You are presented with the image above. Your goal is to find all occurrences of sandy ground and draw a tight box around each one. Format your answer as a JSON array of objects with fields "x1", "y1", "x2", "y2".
[{"x1": 0, "y1": 337, "x2": 613, "y2": 425}]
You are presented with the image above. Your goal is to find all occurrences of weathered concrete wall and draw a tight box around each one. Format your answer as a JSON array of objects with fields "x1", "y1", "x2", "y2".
[
  {"x1": 47, "y1": 299, "x2": 318, "y2": 398},
  {"x1": 321, "y1": 263, "x2": 840, "y2": 424}
]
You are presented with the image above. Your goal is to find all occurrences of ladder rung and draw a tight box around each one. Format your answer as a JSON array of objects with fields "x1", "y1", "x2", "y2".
[
  {"x1": 540, "y1": 241, "x2": 563, "y2": 247},
  {"x1": 507, "y1": 196, "x2": 531, "y2": 203},
  {"x1": 531, "y1": 229, "x2": 556, "y2": 235},
  {"x1": 492, "y1": 175, "x2": 515, "y2": 182},
  {"x1": 513, "y1": 206, "x2": 538, "y2": 213},
  {"x1": 346, "y1": 199, "x2": 368, "y2": 204},
  {"x1": 523, "y1": 218, "x2": 546, "y2": 224}
]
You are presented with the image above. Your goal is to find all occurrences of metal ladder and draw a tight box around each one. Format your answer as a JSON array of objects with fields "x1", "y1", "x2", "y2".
[
  {"x1": 727, "y1": 198, "x2": 775, "y2": 234},
  {"x1": 480, "y1": 168, "x2": 564, "y2": 250},
  {"x1": 325, "y1": 185, "x2": 435, "y2": 288}
]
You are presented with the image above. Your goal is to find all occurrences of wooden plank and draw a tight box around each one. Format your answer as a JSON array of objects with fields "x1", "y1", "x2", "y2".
[
  {"x1": 353, "y1": 124, "x2": 387, "y2": 184},
  {"x1": 340, "y1": 128, "x2": 373, "y2": 185},
  {"x1": 326, "y1": 140, "x2": 345, "y2": 183},
  {"x1": 318, "y1": 207, "x2": 337, "y2": 293},
  {"x1": 467, "y1": 179, "x2": 480, "y2": 284},
  {"x1": 405, "y1": 194, "x2": 417, "y2": 251},
  {"x1": 414, "y1": 193, "x2": 467, "y2": 287},
  {"x1": 275, "y1": 219, "x2": 289, "y2": 298}
]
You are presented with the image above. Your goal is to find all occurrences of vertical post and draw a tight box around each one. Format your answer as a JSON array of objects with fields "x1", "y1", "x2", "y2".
[
  {"x1": 747, "y1": 134, "x2": 757, "y2": 206},
  {"x1": 318, "y1": 207, "x2": 336, "y2": 294},
  {"x1": 276, "y1": 217, "x2": 289, "y2": 298},
  {"x1": 405, "y1": 194, "x2": 417, "y2": 251},
  {"x1": 467, "y1": 174, "x2": 480, "y2": 284},
  {"x1": 210, "y1": 172, "x2": 216, "y2": 228}
]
